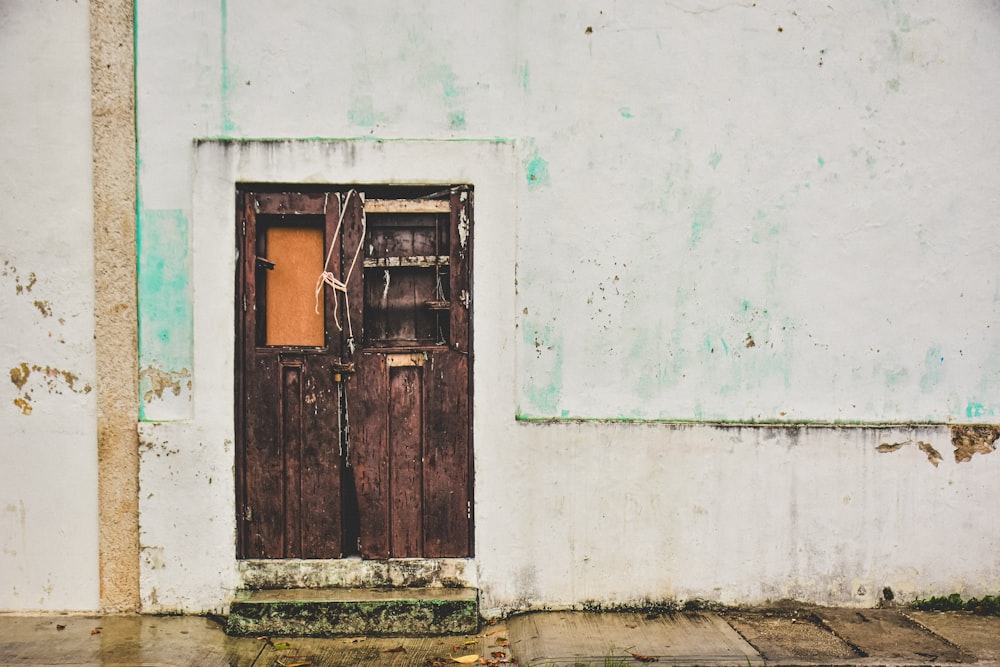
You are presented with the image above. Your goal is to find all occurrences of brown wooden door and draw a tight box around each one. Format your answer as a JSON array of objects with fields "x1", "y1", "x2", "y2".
[
  {"x1": 344, "y1": 188, "x2": 473, "y2": 558},
  {"x1": 237, "y1": 186, "x2": 473, "y2": 560}
]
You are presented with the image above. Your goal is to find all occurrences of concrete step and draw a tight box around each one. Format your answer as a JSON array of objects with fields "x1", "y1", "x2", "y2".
[{"x1": 226, "y1": 587, "x2": 479, "y2": 637}]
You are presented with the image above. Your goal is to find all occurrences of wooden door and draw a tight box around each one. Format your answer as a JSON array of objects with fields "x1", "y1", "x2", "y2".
[
  {"x1": 236, "y1": 190, "x2": 353, "y2": 559},
  {"x1": 237, "y1": 186, "x2": 473, "y2": 560}
]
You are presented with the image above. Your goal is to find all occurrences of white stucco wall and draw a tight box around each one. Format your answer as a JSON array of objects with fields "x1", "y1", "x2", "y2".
[
  {"x1": 0, "y1": 2, "x2": 100, "y2": 611},
  {"x1": 134, "y1": 1, "x2": 1000, "y2": 614}
]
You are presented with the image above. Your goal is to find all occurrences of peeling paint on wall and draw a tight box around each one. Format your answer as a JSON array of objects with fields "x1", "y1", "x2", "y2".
[
  {"x1": 875, "y1": 439, "x2": 942, "y2": 467},
  {"x1": 950, "y1": 425, "x2": 1000, "y2": 463},
  {"x1": 8, "y1": 362, "x2": 93, "y2": 416},
  {"x1": 138, "y1": 366, "x2": 192, "y2": 404}
]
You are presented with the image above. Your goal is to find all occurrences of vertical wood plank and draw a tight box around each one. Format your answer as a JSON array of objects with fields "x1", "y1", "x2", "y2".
[
  {"x1": 348, "y1": 352, "x2": 390, "y2": 558},
  {"x1": 244, "y1": 356, "x2": 284, "y2": 557},
  {"x1": 388, "y1": 365, "x2": 424, "y2": 557},
  {"x1": 341, "y1": 191, "x2": 366, "y2": 354},
  {"x1": 300, "y1": 355, "x2": 342, "y2": 557},
  {"x1": 280, "y1": 361, "x2": 303, "y2": 558},
  {"x1": 422, "y1": 351, "x2": 470, "y2": 556}
]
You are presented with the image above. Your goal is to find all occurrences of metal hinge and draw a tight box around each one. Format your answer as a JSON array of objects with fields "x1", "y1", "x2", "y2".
[
  {"x1": 244, "y1": 505, "x2": 252, "y2": 521},
  {"x1": 467, "y1": 500, "x2": 472, "y2": 520}
]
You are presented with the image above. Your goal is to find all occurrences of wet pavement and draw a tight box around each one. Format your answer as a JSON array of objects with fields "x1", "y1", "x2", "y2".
[{"x1": 0, "y1": 605, "x2": 997, "y2": 666}]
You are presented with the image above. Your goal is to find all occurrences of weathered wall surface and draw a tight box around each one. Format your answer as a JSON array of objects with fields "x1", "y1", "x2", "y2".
[
  {"x1": 134, "y1": 1, "x2": 1000, "y2": 614},
  {"x1": 0, "y1": 2, "x2": 100, "y2": 610}
]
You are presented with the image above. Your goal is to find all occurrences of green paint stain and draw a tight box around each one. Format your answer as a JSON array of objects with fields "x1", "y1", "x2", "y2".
[
  {"x1": 448, "y1": 110, "x2": 466, "y2": 130},
  {"x1": 521, "y1": 322, "x2": 563, "y2": 415},
  {"x1": 884, "y1": 368, "x2": 908, "y2": 387},
  {"x1": 438, "y1": 65, "x2": 460, "y2": 100},
  {"x1": 817, "y1": 156, "x2": 825, "y2": 167},
  {"x1": 709, "y1": 151, "x2": 722, "y2": 170},
  {"x1": 619, "y1": 107, "x2": 633, "y2": 119},
  {"x1": 525, "y1": 150, "x2": 550, "y2": 188},
  {"x1": 690, "y1": 196, "x2": 714, "y2": 245},
  {"x1": 672, "y1": 128, "x2": 682, "y2": 141},
  {"x1": 518, "y1": 62, "x2": 530, "y2": 92},
  {"x1": 348, "y1": 97, "x2": 377, "y2": 127},
  {"x1": 886, "y1": 77, "x2": 900, "y2": 92},
  {"x1": 137, "y1": 209, "x2": 193, "y2": 418},
  {"x1": 919, "y1": 346, "x2": 943, "y2": 392},
  {"x1": 964, "y1": 402, "x2": 997, "y2": 418},
  {"x1": 220, "y1": 0, "x2": 234, "y2": 134}
]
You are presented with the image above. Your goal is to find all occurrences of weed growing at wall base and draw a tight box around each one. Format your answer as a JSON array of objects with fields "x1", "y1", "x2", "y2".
[{"x1": 913, "y1": 594, "x2": 1000, "y2": 616}]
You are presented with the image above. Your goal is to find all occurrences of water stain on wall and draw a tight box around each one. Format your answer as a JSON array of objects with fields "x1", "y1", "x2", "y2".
[{"x1": 950, "y1": 425, "x2": 1000, "y2": 463}]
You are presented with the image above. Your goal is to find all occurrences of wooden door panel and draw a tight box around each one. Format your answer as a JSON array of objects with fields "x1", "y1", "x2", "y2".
[
  {"x1": 422, "y1": 351, "x2": 470, "y2": 557},
  {"x1": 388, "y1": 363, "x2": 424, "y2": 557},
  {"x1": 243, "y1": 356, "x2": 283, "y2": 558},
  {"x1": 299, "y1": 360, "x2": 343, "y2": 557}
]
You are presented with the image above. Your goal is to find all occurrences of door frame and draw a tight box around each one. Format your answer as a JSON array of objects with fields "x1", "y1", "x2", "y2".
[{"x1": 148, "y1": 139, "x2": 517, "y2": 611}]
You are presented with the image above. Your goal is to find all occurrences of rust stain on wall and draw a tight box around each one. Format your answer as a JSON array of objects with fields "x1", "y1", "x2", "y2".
[
  {"x1": 10, "y1": 362, "x2": 30, "y2": 390},
  {"x1": 950, "y1": 425, "x2": 1000, "y2": 463},
  {"x1": 2, "y1": 261, "x2": 37, "y2": 295},
  {"x1": 33, "y1": 300, "x2": 53, "y2": 317},
  {"x1": 138, "y1": 366, "x2": 192, "y2": 403}
]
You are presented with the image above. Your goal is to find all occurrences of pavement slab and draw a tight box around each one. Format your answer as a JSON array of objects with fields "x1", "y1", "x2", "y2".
[
  {"x1": 811, "y1": 608, "x2": 971, "y2": 663},
  {"x1": 0, "y1": 613, "x2": 496, "y2": 667},
  {"x1": 506, "y1": 611, "x2": 764, "y2": 666},
  {"x1": 905, "y1": 611, "x2": 1000, "y2": 663},
  {"x1": 724, "y1": 609, "x2": 861, "y2": 662}
]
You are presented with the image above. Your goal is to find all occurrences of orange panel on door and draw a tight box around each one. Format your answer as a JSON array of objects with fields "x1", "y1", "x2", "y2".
[{"x1": 265, "y1": 227, "x2": 324, "y2": 347}]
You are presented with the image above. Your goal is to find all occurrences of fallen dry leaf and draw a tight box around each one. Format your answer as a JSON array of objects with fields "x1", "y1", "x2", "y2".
[
  {"x1": 384, "y1": 645, "x2": 406, "y2": 654},
  {"x1": 491, "y1": 651, "x2": 506, "y2": 658},
  {"x1": 451, "y1": 654, "x2": 480, "y2": 664},
  {"x1": 485, "y1": 626, "x2": 506, "y2": 637},
  {"x1": 494, "y1": 637, "x2": 509, "y2": 647},
  {"x1": 625, "y1": 623, "x2": 638, "y2": 629},
  {"x1": 272, "y1": 642, "x2": 293, "y2": 650},
  {"x1": 278, "y1": 661, "x2": 312, "y2": 667},
  {"x1": 630, "y1": 652, "x2": 658, "y2": 663},
  {"x1": 90, "y1": 628, "x2": 101, "y2": 635}
]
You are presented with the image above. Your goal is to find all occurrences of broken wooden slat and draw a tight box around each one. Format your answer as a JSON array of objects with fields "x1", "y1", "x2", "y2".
[
  {"x1": 362, "y1": 255, "x2": 450, "y2": 268},
  {"x1": 364, "y1": 199, "x2": 451, "y2": 214}
]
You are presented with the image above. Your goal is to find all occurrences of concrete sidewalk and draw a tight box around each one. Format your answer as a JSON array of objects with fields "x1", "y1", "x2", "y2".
[{"x1": 0, "y1": 605, "x2": 997, "y2": 667}]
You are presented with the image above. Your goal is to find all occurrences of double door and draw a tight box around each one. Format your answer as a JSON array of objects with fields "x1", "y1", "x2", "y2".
[{"x1": 236, "y1": 186, "x2": 472, "y2": 559}]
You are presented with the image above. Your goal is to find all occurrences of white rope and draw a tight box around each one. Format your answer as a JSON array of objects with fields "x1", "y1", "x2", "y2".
[{"x1": 315, "y1": 189, "x2": 365, "y2": 343}]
